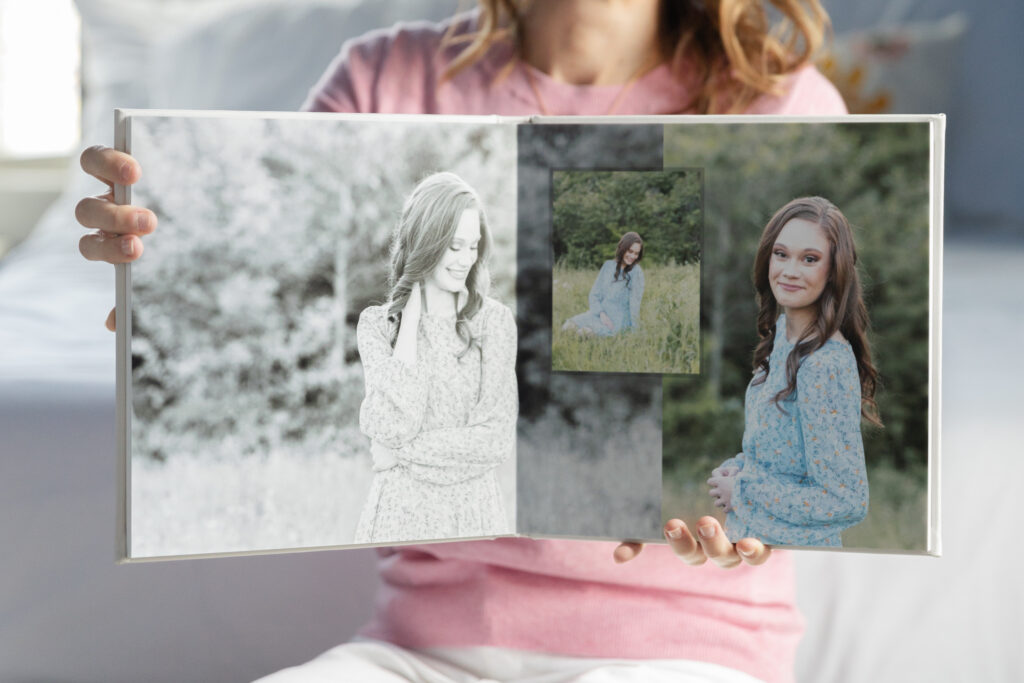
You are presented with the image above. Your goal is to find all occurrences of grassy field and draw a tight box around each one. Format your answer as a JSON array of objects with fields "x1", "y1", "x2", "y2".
[
  {"x1": 662, "y1": 459, "x2": 928, "y2": 551},
  {"x1": 551, "y1": 262, "x2": 700, "y2": 374}
]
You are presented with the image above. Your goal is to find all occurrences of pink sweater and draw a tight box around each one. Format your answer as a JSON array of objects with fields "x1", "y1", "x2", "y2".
[{"x1": 303, "y1": 14, "x2": 846, "y2": 683}]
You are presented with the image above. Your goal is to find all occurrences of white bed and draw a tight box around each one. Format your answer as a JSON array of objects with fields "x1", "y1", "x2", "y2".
[{"x1": 2, "y1": 1, "x2": 1021, "y2": 680}]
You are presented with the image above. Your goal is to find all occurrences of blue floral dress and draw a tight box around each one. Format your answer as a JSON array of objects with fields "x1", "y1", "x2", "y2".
[
  {"x1": 352, "y1": 298, "x2": 517, "y2": 544},
  {"x1": 565, "y1": 260, "x2": 644, "y2": 336},
  {"x1": 721, "y1": 315, "x2": 869, "y2": 547}
]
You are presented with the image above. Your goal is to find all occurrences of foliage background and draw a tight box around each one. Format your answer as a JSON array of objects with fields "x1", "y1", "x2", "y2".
[
  {"x1": 661, "y1": 122, "x2": 932, "y2": 550},
  {"x1": 129, "y1": 115, "x2": 517, "y2": 557},
  {"x1": 551, "y1": 170, "x2": 702, "y2": 269}
]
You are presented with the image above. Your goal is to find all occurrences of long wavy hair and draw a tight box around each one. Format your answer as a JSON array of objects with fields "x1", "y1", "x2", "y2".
[
  {"x1": 613, "y1": 231, "x2": 644, "y2": 283},
  {"x1": 440, "y1": 0, "x2": 830, "y2": 114},
  {"x1": 386, "y1": 171, "x2": 492, "y2": 356},
  {"x1": 751, "y1": 197, "x2": 882, "y2": 426}
]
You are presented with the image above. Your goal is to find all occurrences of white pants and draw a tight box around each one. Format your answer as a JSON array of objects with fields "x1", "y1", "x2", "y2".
[{"x1": 254, "y1": 638, "x2": 764, "y2": 683}]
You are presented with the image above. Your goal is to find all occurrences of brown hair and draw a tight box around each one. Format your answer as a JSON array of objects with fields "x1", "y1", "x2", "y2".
[
  {"x1": 751, "y1": 197, "x2": 882, "y2": 426},
  {"x1": 613, "y1": 231, "x2": 644, "y2": 282},
  {"x1": 441, "y1": 0, "x2": 830, "y2": 114}
]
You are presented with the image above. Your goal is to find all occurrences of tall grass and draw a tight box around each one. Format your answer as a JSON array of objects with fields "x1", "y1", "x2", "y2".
[
  {"x1": 662, "y1": 459, "x2": 928, "y2": 551},
  {"x1": 551, "y1": 262, "x2": 700, "y2": 374}
]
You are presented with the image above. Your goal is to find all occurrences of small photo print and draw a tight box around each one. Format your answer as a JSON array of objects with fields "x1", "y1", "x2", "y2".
[{"x1": 550, "y1": 169, "x2": 702, "y2": 374}]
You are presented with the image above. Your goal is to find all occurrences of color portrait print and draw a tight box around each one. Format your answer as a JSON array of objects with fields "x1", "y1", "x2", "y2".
[
  {"x1": 661, "y1": 121, "x2": 932, "y2": 551},
  {"x1": 550, "y1": 169, "x2": 702, "y2": 375}
]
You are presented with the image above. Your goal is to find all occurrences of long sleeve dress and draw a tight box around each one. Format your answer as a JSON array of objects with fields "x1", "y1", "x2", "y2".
[
  {"x1": 352, "y1": 297, "x2": 517, "y2": 544},
  {"x1": 565, "y1": 260, "x2": 644, "y2": 336},
  {"x1": 721, "y1": 315, "x2": 869, "y2": 547}
]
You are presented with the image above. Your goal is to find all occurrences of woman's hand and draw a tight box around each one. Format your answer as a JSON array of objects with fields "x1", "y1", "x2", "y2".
[
  {"x1": 76, "y1": 145, "x2": 157, "y2": 331},
  {"x1": 613, "y1": 518, "x2": 771, "y2": 569},
  {"x1": 393, "y1": 281, "x2": 422, "y2": 366},
  {"x1": 708, "y1": 466, "x2": 733, "y2": 509},
  {"x1": 403, "y1": 281, "x2": 423, "y2": 323},
  {"x1": 711, "y1": 464, "x2": 739, "y2": 479},
  {"x1": 370, "y1": 441, "x2": 400, "y2": 471},
  {"x1": 599, "y1": 312, "x2": 613, "y2": 330}
]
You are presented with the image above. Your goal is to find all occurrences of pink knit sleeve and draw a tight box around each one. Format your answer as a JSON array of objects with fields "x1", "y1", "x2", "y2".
[{"x1": 745, "y1": 64, "x2": 848, "y2": 115}]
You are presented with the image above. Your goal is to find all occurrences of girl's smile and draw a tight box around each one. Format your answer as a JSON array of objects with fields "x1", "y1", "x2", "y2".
[
  {"x1": 768, "y1": 217, "x2": 830, "y2": 321},
  {"x1": 426, "y1": 208, "x2": 481, "y2": 294},
  {"x1": 623, "y1": 241, "x2": 642, "y2": 265}
]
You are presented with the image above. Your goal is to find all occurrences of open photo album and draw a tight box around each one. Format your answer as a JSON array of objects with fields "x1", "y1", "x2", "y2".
[{"x1": 114, "y1": 110, "x2": 943, "y2": 561}]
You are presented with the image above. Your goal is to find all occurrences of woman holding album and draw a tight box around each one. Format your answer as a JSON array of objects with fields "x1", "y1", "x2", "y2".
[{"x1": 77, "y1": 0, "x2": 848, "y2": 680}]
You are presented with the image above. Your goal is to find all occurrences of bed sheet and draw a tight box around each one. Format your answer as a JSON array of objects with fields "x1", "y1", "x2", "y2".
[{"x1": 793, "y1": 236, "x2": 1024, "y2": 681}]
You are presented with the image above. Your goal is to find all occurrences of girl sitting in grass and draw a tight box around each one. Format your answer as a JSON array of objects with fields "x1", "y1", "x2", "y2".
[{"x1": 562, "y1": 231, "x2": 645, "y2": 337}]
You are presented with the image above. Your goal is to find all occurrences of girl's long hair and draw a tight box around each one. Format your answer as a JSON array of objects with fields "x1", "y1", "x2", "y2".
[
  {"x1": 441, "y1": 0, "x2": 830, "y2": 114},
  {"x1": 751, "y1": 197, "x2": 882, "y2": 426},
  {"x1": 386, "y1": 171, "x2": 492, "y2": 356},
  {"x1": 613, "y1": 231, "x2": 644, "y2": 283}
]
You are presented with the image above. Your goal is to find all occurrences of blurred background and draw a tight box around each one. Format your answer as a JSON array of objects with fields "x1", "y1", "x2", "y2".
[{"x1": 1, "y1": 0, "x2": 1022, "y2": 681}]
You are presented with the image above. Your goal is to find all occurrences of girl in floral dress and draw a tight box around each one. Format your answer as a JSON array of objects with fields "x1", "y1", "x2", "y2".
[
  {"x1": 353, "y1": 171, "x2": 517, "y2": 543},
  {"x1": 709, "y1": 196, "x2": 881, "y2": 547},
  {"x1": 562, "y1": 231, "x2": 645, "y2": 336}
]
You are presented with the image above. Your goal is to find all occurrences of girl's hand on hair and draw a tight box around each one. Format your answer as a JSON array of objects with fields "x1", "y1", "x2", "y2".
[
  {"x1": 613, "y1": 519, "x2": 771, "y2": 569},
  {"x1": 76, "y1": 145, "x2": 157, "y2": 331},
  {"x1": 370, "y1": 441, "x2": 400, "y2": 471},
  {"x1": 403, "y1": 281, "x2": 423, "y2": 323}
]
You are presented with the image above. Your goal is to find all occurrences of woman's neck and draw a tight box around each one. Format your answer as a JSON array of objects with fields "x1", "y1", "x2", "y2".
[
  {"x1": 518, "y1": 0, "x2": 663, "y2": 85},
  {"x1": 423, "y1": 282, "x2": 458, "y2": 318},
  {"x1": 783, "y1": 307, "x2": 815, "y2": 342}
]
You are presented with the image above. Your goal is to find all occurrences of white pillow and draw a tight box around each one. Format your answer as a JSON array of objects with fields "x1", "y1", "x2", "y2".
[
  {"x1": 77, "y1": 0, "x2": 452, "y2": 144},
  {"x1": 149, "y1": 0, "x2": 453, "y2": 111}
]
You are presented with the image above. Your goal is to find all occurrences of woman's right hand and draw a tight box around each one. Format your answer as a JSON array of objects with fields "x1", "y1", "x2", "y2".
[
  {"x1": 599, "y1": 311, "x2": 613, "y2": 330},
  {"x1": 393, "y1": 281, "x2": 422, "y2": 366},
  {"x1": 402, "y1": 281, "x2": 423, "y2": 323},
  {"x1": 76, "y1": 145, "x2": 157, "y2": 331},
  {"x1": 710, "y1": 464, "x2": 740, "y2": 479}
]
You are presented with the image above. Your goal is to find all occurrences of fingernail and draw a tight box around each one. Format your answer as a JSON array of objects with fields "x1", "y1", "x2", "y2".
[
  {"x1": 136, "y1": 212, "x2": 149, "y2": 232},
  {"x1": 119, "y1": 161, "x2": 133, "y2": 183},
  {"x1": 738, "y1": 545, "x2": 754, "y2": 557},
  {"x1": 698, "y1": 524, "x2": 716, "y2": 539},
  {"x1": 121, "y1": 237, "x2": 134, "y2": 256},
  {"x1": 665, "y1": 525, "x2": 682, "y2": 540}
]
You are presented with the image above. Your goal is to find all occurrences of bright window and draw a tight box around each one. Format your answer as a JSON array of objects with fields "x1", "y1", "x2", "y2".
[{"x1": 0, "y1": 0, "x2": 80, "y2": 158}]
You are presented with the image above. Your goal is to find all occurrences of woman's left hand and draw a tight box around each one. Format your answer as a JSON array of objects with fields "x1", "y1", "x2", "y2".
[
  {"x1": 613, "y1": 518, "x2": 771, "y2": 569},
  {"x1": 370, "y1": 441, "x2": 400, "y2": 471},
  {"x1": 707, "y1": 472, "x2": 735, "y2": 511}
]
